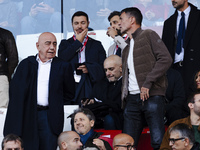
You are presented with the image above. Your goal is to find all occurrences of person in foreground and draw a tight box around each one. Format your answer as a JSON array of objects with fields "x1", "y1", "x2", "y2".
[
  {"x1": 120, "y1": 7, "x2": 172, "y2": 149},
  {"x1": 1, "y1": 134, "x2": 23, "y2": 150},
  {"x1": 169, "y1": 123, "x2": 200, "y2": 150},
  {"x1": 58, "y1": 131, "x2": 82, "y2": 150},
  {"x1": 160, "y1": 92, "x2": 200, "y2": 150},
  {"x1": 71, "y1": 108, "x2": 112, "y2": 150},
  {"x1": 113, "y1": 133, "x2": 135, "y2": 150},
  {"x1": 4, "y1": 32, "x2": 75, "y2": 150}
]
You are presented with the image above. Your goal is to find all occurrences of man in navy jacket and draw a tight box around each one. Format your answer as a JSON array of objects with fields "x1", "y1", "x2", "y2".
[{"x1": 58, "y1": 11, "x2": 106, "y2": 105}]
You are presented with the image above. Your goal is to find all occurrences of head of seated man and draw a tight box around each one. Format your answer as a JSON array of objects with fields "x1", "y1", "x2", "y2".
[
  {"x1": 113, "y1": 133, "x2": 135, "y2": 150},
  {"x1": 71, "y1": 108, "x2": 112, "y2": 150},
  {"x1": 104, "y1": 55, "x2": 122, "y2": 82},
  {"x1": 2, "y1": 134, "x2": 24, "y2": 150},
  {"x1": 58, "y1": 131, "x2": 82, "y2": 150},
  {"x1": 169, "y1": 123, "x2": 197, "y2": 150}
]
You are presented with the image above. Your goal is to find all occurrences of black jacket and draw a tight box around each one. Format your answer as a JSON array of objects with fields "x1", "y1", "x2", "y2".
[
  {"x1": 4, "y1": 56, "x2": 75, "y2": 150},
  {"x1": 0, "y1": 27, "x2": 18, "y2": 80}
]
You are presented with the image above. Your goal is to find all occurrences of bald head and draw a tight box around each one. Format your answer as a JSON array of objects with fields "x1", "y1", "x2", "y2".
[
  {"x1": 113, "y1": 133, "x2": 134, "y2": 149},
  {"x1": 36, "y1": 32, "x2": 57, "y2": 62},
  {"x1": 58, "y1": 131, "x2": 82, "y2": 150},
  {"x1": 104, "y1": 55, "x2": 122, "y2": 82}
]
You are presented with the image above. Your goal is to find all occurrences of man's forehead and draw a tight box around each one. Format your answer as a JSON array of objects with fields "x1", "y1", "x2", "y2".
[
  {"x1": 73, "y1": 16, "x2": 87, "y2": 22},
  {"x1": 194, "y1": 94, "x2": 200, "y2": 100},
  {"x1": 111, "y1": 15, "x2": 120, "y2": 21}
]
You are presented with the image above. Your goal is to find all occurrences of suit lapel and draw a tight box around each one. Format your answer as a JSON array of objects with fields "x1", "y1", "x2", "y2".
[
  {"x1": 85, "y1": 37, "x2": 92, "y2": 61},
  {"x1": 49, "y1": 57, "x2": 60, "y2": 90},
  {"x1": 184, "y1": 6, "x2": 199, "y2": 48}
]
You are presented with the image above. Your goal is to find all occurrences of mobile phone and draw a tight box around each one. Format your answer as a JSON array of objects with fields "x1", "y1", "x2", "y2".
[{"x1": 75, "y1": 63, "x2": 84, "y2": 75}]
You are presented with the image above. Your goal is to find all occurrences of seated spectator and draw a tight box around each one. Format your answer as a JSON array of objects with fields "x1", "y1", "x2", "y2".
[
  {"x1": 160, "y1": 92, "x2": 200, "y2": 150},
  {"x1": 165, "y1": 68, "x2": 188, "y2": 125},
  {"x1": 0, "y1": 0, "x2": 18, "y2": 37},
  {"x1": 21, "y1": 0, "x2": 61, "y2": 34},
  {"x1": 82, "y1": 55, "x2": 123, "y2": 130},
  {"x1": 169, "y1": 123, "x2": 200, "y2": 150},
  {"x1": 58, "y1": 131, "x2": 82, "y2": 150},
  {"x1": 113, "y1": 133, "x2": 135, "y2": 150},
  {"x1": 1, "y1": 134, "x2": 23, "y2": 150},
  {"x1": 71, "y1": 108, "x2": 112, "y2": 150}
]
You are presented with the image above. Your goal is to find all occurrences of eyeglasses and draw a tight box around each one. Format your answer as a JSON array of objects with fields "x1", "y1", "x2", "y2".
[
  {"x1": 114, "y1": 145, "x2": 135, "y2": 150},
  {"x1": 168, "y1": 137, "x2": 185, "y2": 144}
]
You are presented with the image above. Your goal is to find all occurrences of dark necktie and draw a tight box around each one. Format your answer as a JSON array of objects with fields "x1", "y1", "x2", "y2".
[
  {"x1": 116, "y1": 47, "x2": 121, "y2": 57},
  {"x1": 176, "y1": 12, "x2": 185, "y2": 55}
]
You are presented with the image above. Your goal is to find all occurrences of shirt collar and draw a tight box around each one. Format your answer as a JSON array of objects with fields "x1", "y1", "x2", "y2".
[
  {"x1": 178, "y1": 5, "x2": 191, "y2": 16},
  {"x1": 36, "y1": 54, "x2": 53, "y2": 64}
]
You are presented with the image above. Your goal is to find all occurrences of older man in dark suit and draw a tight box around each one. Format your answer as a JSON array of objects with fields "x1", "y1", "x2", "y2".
[
  {"x1": 162, "y1": 0, "x2": 200, "y2": 97},
  {"x1": 4, "y1": 32, "x2": 75, "y2": 150}
]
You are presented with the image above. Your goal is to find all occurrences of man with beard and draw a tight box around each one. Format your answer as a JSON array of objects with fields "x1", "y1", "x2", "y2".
[
  {"x1": 58, "y1": 11, "x2": 106, "y2": 105},
  {"x1": 106, "y1": 11, "x2": 128, "y2": 57},
  {"x1": 160, "y1": 92, "x2": 200, "y2": 149},
  {"x1": 162, "y1": 0, "x2": 200, "y2": 97},
  {"x1": 58, "y1": 131, "x2": 82, "y2": 150}
]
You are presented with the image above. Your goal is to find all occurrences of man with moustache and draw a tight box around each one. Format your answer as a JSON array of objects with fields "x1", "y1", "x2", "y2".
[
  {"x1": 107, "y1": 11, "x2": 127, "y2": 57},
  {"x1": 58, "y1": 11, "x2": 106, "y2": 105},
  {"x1": 160, "y1": 92, "x2": 200, "y2": 150},
  {"x1": 162, "y1": 0, "x2": 200, "y2": 97},
  {"x1": 4, "y1": 32, "x2": 75, "y2": 150},
  {"x1": 58, "y1": 131, "x2": 82, "y2": 150}
]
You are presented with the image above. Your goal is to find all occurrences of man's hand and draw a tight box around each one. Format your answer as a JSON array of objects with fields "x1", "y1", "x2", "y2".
[
  {"x1": 93, "y1": 139, "x2": 106, "y2": 150},
  {"x1": 81, "y1": 99, "x2": 94, "y2": 106},
  {"x1": 75, "y1": 28, "x2": 88, "y2": 43},
  {"x1": 77, "y1": 65, "x2": 88, "y2": 74},
  {"x1": 36, "y1": 2, "x2": 55, "y2": 14},
  {"x1": 140, "y1": 87, "x2": 149, "y2": 101},
  {"x1": 106, "y1": 27, "x2": 118, "y2": 39}
]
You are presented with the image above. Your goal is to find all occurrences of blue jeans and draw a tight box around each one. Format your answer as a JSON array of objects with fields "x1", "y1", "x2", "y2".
[
  {"x1": 123, "y1": 94, "x2": 165, "y2": 150},
  {"x1": 37, "y1": 110, "x2": 58, "y2": 150}
]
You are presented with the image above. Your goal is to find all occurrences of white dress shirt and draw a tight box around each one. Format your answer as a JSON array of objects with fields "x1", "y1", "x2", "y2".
[{"x1": 36, "y1": 55, "x2": 52, "y2": 106}]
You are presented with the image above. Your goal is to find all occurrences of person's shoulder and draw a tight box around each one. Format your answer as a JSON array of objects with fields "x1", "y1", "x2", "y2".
[
  {"x1": 169, "y1": 117, "x2": 190, "y2": 128},
  {"x1": 88, "y1": 37, "x2": 102, "y2": 44},
  {"x1": 0, "y1": 27, "x2": 14, "y2": 38}
]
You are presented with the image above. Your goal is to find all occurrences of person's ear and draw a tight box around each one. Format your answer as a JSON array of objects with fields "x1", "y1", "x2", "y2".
[
  {"x1": 184, "y1": 138, "x2": 189, "y2": 147},
  {"x1": 90, "y1": 120, "x2": 95, "y2": 128},
  {"x1": 119, "y1": 65, "x2": 122, "y2": 73},
  {"x1": 61, "y1": 142, "x2": 68, "y2": 149},
  {"x1": 36, "y1": 42, "x2": 39, "y2": 51},
  {"x1": 188, "y1": 102, "x2": 194, "y2": 109}
]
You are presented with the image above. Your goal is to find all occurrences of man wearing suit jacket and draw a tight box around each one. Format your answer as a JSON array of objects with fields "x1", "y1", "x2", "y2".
[
  {"x1": 58, "y1": 11, "x2": 106, "y2": 105},
  {"x1": 4, "y1": 32, "x2": 75, "y2": 150},
  {"x1": 107, "y1": 11, "x2": 127, "y2": 57},
  {"x1": 162, "y1": 0, "x2": 200, "y2": 97}
]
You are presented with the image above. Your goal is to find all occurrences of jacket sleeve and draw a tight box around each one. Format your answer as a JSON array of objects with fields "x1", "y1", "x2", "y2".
[
  {"x1": 143, "y1": 30, "x2": 172, "y2": 89},
  {"x1": 114, "y1": 35, "x2": 127, "y2": 50},
  {"x1": 58, "y1": 39, "x2": 83, "y2": 62},
  {"x1": 63, "y1": 63, "x2": 75, "y2": 104},
  {"x1": 5, "y1": 30, "x2": 18, "y2": 80},
  {"x1": 4, "y1": 60, "x2": 30, "y2": 137}
]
